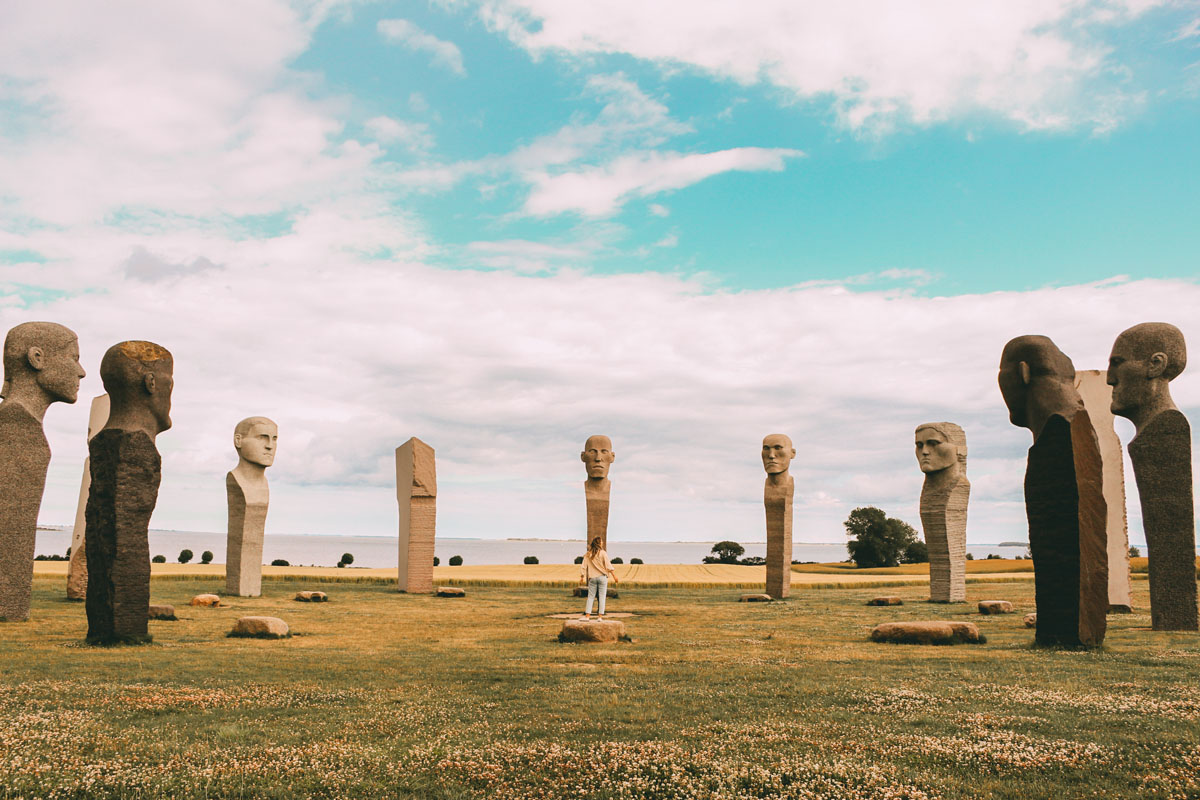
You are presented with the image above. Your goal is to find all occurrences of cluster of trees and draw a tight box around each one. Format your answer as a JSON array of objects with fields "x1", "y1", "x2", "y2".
[
  {"x1": 574, "y1": 555, "x2": 643, "y2": 564},
  {"x1": 434, "y1": 555, "x2": 463, "y2": 566},
  {"x1": 843, "y1": 507, "x2": 927, "y2": 568},
  {"x1": 174, "y1": 549, "x2": 215, "y2": 564},
  {"x1": 337, "y1": 553, "x2": 354, "y2": 568},
  {"x1": 702, "y1": 541, "x2": 765, "y2": 565}
]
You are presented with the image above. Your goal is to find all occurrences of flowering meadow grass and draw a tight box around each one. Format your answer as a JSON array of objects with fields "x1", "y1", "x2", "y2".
[{"x1": 1, "y1": 575, "x2": 1198, "y2": 799}]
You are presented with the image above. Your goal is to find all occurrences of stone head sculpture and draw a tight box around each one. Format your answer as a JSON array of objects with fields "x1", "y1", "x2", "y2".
[
  {"x1": 761, "y1": 434, "x2": 795, "y2": 477},
  {"x1": 581, "y1": 435, "x2": 614, "y2": 480},
  {"x1": 98, "y1": 341, "x2": 173, "y2": 439},
  {"x1": 998, "y1": 335, "x2": 1082, "y2": 440},
  {"x1": 234, "y1": 416, "x2": 278, "y2": 470},
  {"x1": 1, "y1": 322, "x2": 85, "y2": 420},
  {"x1": 1107, "y1": 322, "x2": 1186, "y2": 434},
  {"x1": 915, "y1": 422, "x2": 966, "y2": 478}
]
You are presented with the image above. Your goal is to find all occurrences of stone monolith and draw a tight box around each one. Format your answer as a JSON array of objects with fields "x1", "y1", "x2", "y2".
[
  {"x1": 581, "y1": 435, "x2": 614, "y2": 550},
  {"x1": 225, "y1": 416, "x2": 277, "y2": 597},
  {"x1": 0, "y1": 322, "x2": 85, "y2": 621},
  {"x1": 999, "y1": 335, "x2": 1107, "y2": 647},
  {"x1": 762, "y1": 433, "x2": 794, "y2": 599},
  {"x1": 396, "y1": 437, "x2": 435, "y2": 593},
  {"x1": 1073, "y1": 370, "x2": 1132, "y2": 612},
  {"x1": 67, "y1": 394, "x2": 110, "y2": 601},
  {"x1": 85, "y1": 341, "x2": 173, "y2": 644},
  {"x1": 915, "y1": 422, "x2": 969, "y2": 603},
  {"x1": 1107, "y1": 322, "x2": 1198, "y2": 631}
]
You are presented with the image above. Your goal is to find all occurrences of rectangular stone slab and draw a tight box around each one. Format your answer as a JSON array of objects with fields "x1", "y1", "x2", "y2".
[
  {"x1": 585, "y1": 481, "x2": 610, "y2": 550},
  {"x1": 225, "y1": 472, "x2": 268, "y2": 597},
  {"x1": 0, "y1": 403, "x2": 51, "y2": 622},
  {"x1": 764, "y1": 479, "x2": 792, "y2": 599},
  {"x1": 396, "y1": 437, "x2": 436, "y2": 593},
  {"x1": 67, "y1": 394, "x2": 110, "y2": 601}
]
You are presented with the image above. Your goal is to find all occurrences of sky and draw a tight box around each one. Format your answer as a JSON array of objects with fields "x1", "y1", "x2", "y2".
[{"x1": 1, "y1": 0, "x2": 1199, "y2": 548}]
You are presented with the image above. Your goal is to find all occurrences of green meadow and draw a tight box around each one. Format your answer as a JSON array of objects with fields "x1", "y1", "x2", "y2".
[{"x1": 1, "y1": 573, "x2": 1198, "y2": 799}]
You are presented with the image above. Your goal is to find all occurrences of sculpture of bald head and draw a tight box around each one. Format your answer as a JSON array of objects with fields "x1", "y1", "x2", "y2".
[
  {"x1": 234, "y1": 416, "x2": 278, "y2": 469},
  {"x1": 581, "y1": 435, "x2": 614, "y2": 480},
  {"x1": 915, "y1": 422, "x2": 966, "y2": 477},
  {"x1": 0, "y1": 322, "x2": 85, "y2": 421},
  {"x1": 761, "y1": 434, "x2": 795, "y2": 477},
  {"x1": 98, "y1": 341, "x2": 173, "y2": 439},
  {"x1": 998, "y1": 335, "x2": 1082, "y2": 440},
  {"x1": 1107, "y1": 322, "x2": 1186, "y2": 434}
]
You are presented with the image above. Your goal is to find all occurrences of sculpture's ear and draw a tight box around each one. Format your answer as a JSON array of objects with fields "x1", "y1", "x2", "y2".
[
  {"x1": 143, "y1": 371, "x2": 156, "y2": 395},
  {"x1": 25, "y1": 346, "x2": 44, "y2": 371},
  {"x1": 1018, "y1": 361, "x2": 1031, "y2": 385},
  {"x1": 234, "y1": 432, "x2": 244, "y2": 450},
  {"x1": 789, "y1": 448, "x2": 797, "y2": 458},
  {"x1": 1147, "y1": 352, "x2": 1168, "y2": 379},
  {"x1": 580, "y1": 451, "x2": 588, "y2": 463},
  {"x1": 607, "y1": 451, "x2": 616, "y2": 463}
]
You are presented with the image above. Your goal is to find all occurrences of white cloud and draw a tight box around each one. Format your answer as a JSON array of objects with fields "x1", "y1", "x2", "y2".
[
  {"x1": 470, "y1": 0, "x2": 1167, "y2": 133},
  {"x1": 648, "y1": 204, "x2": 670, "y2": 217},
  {"x1": 364, "y1": 115, "x2": 435, "y2": 152},
  {"x1": 1171, "y1": 17, "x2": 1200, "y2": 40},
  {"x1": 377, "y1": 18, "x2": 467, "y2": 76}
]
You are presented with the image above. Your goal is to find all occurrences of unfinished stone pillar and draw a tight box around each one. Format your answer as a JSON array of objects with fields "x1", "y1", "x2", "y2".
[
  {"x1": 396, "y1": 437, "x2": 435, "y2": 593},
  {"x1": 1073, "y1": 370, "x2": 1132, "y2": 612},
  {"x1": 999, "y1": 335, "x2": 1107, "y2": 648},
  {"x1": 581, "y1": 435, "x2": 614, "y2": 550},
  {"x1": 762, "y1": 434, "x2": 794, "y2": 599},
  {"x1": 225, "y1": 416, "x2": 277, "y2": 597},
  {"x1": 67, "y1": 394, "x2": 110, "y2": 601},
  {"x1": 1107, "y1": 322, "x2": 1198, "y2": 631},
  {"x1": 85, "y1": 341, "x2": 172, "y2": 645},
  {"x1": 0, "y1": 322, "x2": 86, "y2": 622},
  {"x1": 915, "y1": 422, "x2": 969, "y2": 603}
]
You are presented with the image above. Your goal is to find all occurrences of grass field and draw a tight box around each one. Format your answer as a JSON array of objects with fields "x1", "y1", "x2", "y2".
[{"x1": 2, "y1": 572, "x2": 1198, "y2": 799}]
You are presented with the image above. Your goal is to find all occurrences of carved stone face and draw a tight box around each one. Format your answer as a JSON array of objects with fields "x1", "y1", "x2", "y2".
[
  {"x1": 1106, "y1": 333, "x2": 1152, "y2": 419},
  {"x1": 581, "y1": 435, "x2": 614, "y2": 479},
  {"x1": 915, "y1": 427, "x2": 957, "y2": 473},
  {"x1": 37, "y1": 335, "x2": 86, "y2": 404},
  {"x1": 761, "y1": 434, "x2": 795, "y2": 475},
  {"x1": 236, "y1": 420, "x2": 278, "y2": 467}
]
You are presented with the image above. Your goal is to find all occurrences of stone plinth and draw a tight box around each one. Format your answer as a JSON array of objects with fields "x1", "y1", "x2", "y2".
[
  {"x1": 1074, "y1": 371, "x2": 1132, "y2": 611},
  {"x1": 67, "y1": 394, "x2": 110, "y2": 601},
  {"x1": 436, "y1": 586, "x2": 466, "y2": 597},
  {"x1": 978, "y1": 600, "x2": 1014, "y2": 614},
  {"x1": 190, "y1": 594, "x2": 221, "y2": 607},
  {"x1": 870, "y1": 621, "x2": 984, "y2": 645},
  {"x1": 867, "y1": 596, "x2": 903, "y2": 606},
  {"x1": 84, "y1": 429, "x2": 160, "y2": 644},
  {"x1": 764, "y1": 477, "x2": 793, "y2": 599},
  {"x1": 0, "y1": 404, "x2": 50, "y2": 622},
  {"x1": 295, "y1": 591, "x2": 327, "y2": 602},
  {"x1": 396, "y1": 437, "x2": 436, "y2": 594},
  {"x1": 584, "y1": 481, "x2": 610, "y2": 551},
  {"x1": 229, "y1": 616, "x2": 290, "y2": 639},
  {"x1": 148, "y1": 604, "x2": 176, "y2": 620},
  {"x1": 1129, "y1": 410, "x2": 1199, "y2": 631},
  {"x1": 561, "y1": 618, "x2": 625, "y2": 643},
  {"x1": 225, "y1": 471, "x2": 268, "y2": 597}
]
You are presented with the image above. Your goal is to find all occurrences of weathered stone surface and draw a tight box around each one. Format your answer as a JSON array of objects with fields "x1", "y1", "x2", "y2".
[
  {"x1": 226, "y1": 416, "x2": 276, "y2": 597},
  {"x1": 573, "y1": 586, "x2": 619, "y2": 599},
  {"x1": 85, "y1": 341, "x2": 172, "y2": 646},
  {"x1": 1024, "y1": 613, "x2": 1037, "y2": 628},
  {"x1": 229, "y1": 616, "x2": 290, "y2": 639},
  {"x1": 869, "y1": 621, "x2": 984, "y2": 645},
  {"x1": 867, "y1": 596, "x2": 903, "y2": 606},
  {"x1": 190, "y1": 593, "x2": 222, "y2": 607},
  {"x1": 294, "y1": 591, "x2": 327, "y2": 602},
  {"x1": 1108, "y1": 604, "x2": 1133, "y2": 614},
  {"x1": 0, "y1": 322, "x2": 84, "y2": 621},
  {"x1": 741, "y1": 593, "x2": 773, "y2": 602},
  {"x1": 67, "y1": 395, "x2": 110, "y2": 601},
  {"x1": 436, "y1": 586, "x2": 465, "y2": 597},
  {"x1": 978, "y1": 600, "x2": 1014, "y2": 614},
  {"x1": 561, "y1": 618, "x2": 625, "y2": 643},
  {"x1": 396, "y1": 437, "x2": 436, "y2": 594},
  {"x1": 916, "y1": 422, "x2": 969, "y2": 603},
  {"x1": 581, "y1": 435, "x2": 614, "y2": 550},
  {"x1": 762, "y1": 434, "x2": 794, "y2": 600},
  {"x1": 1074, "y1": 371, "x2": 1132, "y2": 611},
  {"x1": 148, "y1": 604, "x2": 176, "y2": 620}
]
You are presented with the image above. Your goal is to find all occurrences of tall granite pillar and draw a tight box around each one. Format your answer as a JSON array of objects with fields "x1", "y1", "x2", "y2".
[
  {"x1": 1108, "y1": 322, "x2": 1198, "y2": 631},
  {"x1": 396, "y1": 437, "x2": 435, "y2": 593},
  {"x1": 581, "y1": 435, "x2": 614, "y2": 550},
  {"x1": 999, "y1": 335, "x2": 1108, "y2": 647},
  {"x1": 85, "y1": 341, "x2": 173, "y2": 644},
  {"x1": 0, "y1": 322, "x2": 85, "y2": 622},
  {"x1": 67, "y1": 394, "x2": 110, "y2": 601},
  {"x1": 762, "y1": 434, "x2": 794, "y2": 599},
  {"x1": 225, "y1": 416, "x2": 277, "y2": 597},
  {"x1": 915, "y1": 422, "x2": 969, "y2": 603},
  {"x1": 1073, "y1": 370, "x2": 1132, "y2": 612}
]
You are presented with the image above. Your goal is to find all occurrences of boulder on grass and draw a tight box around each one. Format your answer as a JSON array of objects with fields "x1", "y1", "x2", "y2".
[
  {"x1": 436, "y1": 586, "x2": 466, "y2": 597},
  {"x1": 148, "y1": 604, "x2": 176, "y2": 621},
  {"x1": 229, "y1": 616, "x2": 290, "y2": 639},
  {"x1": 867, "y1": 596, "x2": 903, "y2": 606},
  {"x1": 1024, "y1": 613, "x2": 1037, "y2": 628},
  {"x1": 978, "y1": 600, "x2": 1014, "y2": 615},
  {"x1": 294, "y1": 591, "x2": 328, "y2": 602},
  {"x1": 560, "y1": 619, "x2": 626, "y2": 643},
  {"x1": 870, "y1": 621, "x2": 985, "y2": 645},
  {"x1": 741, "y1": 594, "x2": 772, "y2": 602},
  {"x1": 1108, "y1": 604, "x2": 1133, "y2": 615},
  {"x1": 572, "y1": 587, "x2": 619, "y2": 599},
  {"x1": 190, "y1": 594, "x2": 222, "y2": 607}
]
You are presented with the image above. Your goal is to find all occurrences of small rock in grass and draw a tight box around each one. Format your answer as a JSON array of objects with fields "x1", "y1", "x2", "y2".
[
  {"x1": 1024, "y1": 613, "x2": 1037, "y2": 628},
  {"x1": 870, "y1": 621, "x2": 984, "y2": 645},
  {"x1": 560, "y1": 619, "x2": 625, "y2": 643},
  {"x1": 1108, "y1": 604, "x2": 1133, "y2": 614},
  {"x1": 867, "y1": 596, "x2": 903, "y2": 606},
  {"x1": 229, "y1": 616, "x2": 290, "y2": 639},
  {"x1": 190, "y1": 594, "x2": 222, "y2": 607},
  {"x1": 436, "y1": 586, "x2": 466, "y2": 597},
  {"x1": 740, "y1": 594, "x2": 772, "y2": 602},
  {"x1": 148, "y1": 604, "x2": 176, "y2": 621},
  {"x1": 978, "y1": 600, "x2": 1014, "y2": 615},
  {"x1": 294, "y1": 591, "x2": 328, "y2": 602}
]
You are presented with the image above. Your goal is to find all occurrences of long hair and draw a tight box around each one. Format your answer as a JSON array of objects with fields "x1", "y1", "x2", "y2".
[{"x1": 587, "y1": 537, "x2": 602, "y2": 557}]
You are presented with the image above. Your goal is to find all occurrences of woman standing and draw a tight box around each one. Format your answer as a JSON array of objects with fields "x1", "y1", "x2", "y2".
[{"x1": 580, "y1": 536, "x2": 619, "y2": 620}]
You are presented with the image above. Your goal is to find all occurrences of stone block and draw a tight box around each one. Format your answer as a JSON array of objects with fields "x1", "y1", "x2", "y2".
[
  {"x1": 148, "y1": 604, "x2": 176, "y2": 621},
  {"x1": 229, "y1": 616, "x2": 290, "y2": 639},
  {"x1": 190, "y1": 594, "x2": 222, "y2": 607},
  {"x1": 869, "y1": 621, "x2": 985, "y2": 645},
  {"x1": 560, "y1": 618, "x2": 625, "y2": 643},
  {"x1": 1024, "y1": 613, "x2": 1037, "y2": 628},
  {"x1": 436, "y1": 586, "x2": 466, "y2": 597},
  {"x1": 294, "y1": 591, "x2": 327, "y2": 602},
  {"x1": 978, "y1": 600, "x2": 1014, "y2": 614},
  {"x1": 867, "y1": 596, "x2": 903, "y2": 606},
  {"x1": 740, "y1": 593, "x2": 773, "y2": 602},
  {"x1": 396, "y1": 437, "x2": 436, "y2": 594}
]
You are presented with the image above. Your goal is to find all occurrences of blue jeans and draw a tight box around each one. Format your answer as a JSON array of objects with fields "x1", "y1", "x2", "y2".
[{"x1": 585, "y1": 575, "x2": 608, "y2": 616}]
